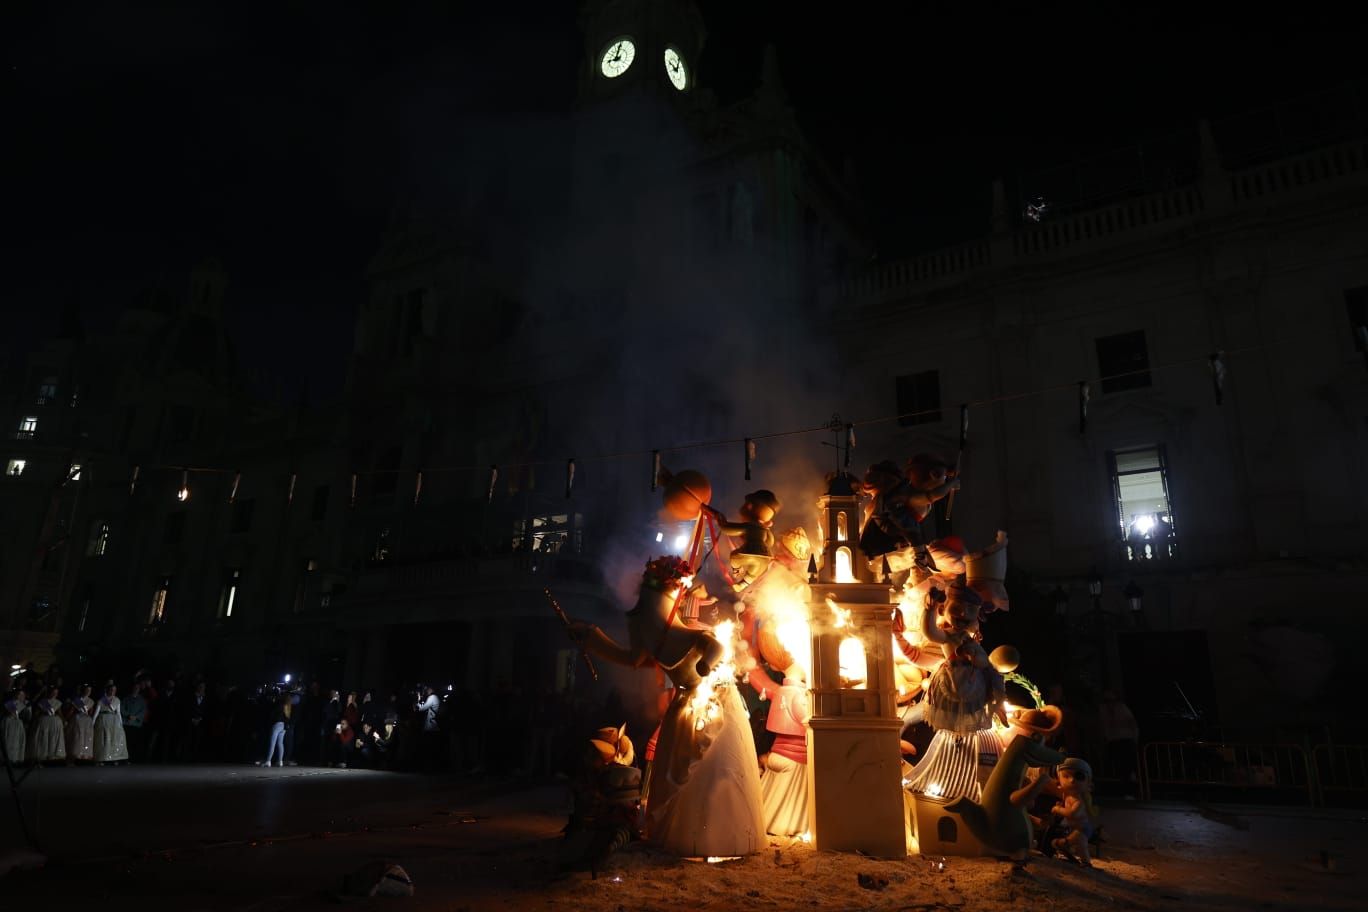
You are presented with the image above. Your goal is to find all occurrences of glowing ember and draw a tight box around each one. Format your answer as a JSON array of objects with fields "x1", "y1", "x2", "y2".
[{"x1": 705, "y1": 856, "x2": 742, "y2": 864}]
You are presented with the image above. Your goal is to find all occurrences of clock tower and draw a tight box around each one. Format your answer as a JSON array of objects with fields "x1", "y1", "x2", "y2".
[{"x1": 576, "y1": 0, "x2": 705, "y2": 106}]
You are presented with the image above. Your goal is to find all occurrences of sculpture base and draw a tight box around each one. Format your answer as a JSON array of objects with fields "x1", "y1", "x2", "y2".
[
  {"x1": 807, "y1": 717, "x2": 906, "y2": 858},
  {"x1": 909, "y1": 792, "x2": 988, "y2": 857}
]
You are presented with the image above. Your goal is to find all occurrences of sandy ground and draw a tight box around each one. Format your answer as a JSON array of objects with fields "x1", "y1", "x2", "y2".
[{"x1": 0, "y1": 766, "x2": 1363, "y2": 911}]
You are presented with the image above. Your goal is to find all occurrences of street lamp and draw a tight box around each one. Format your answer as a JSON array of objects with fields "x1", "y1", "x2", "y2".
[
  {"x1": 1052, "y1": 585, "x2": 1069, "y2": 616},
  {"x1": 1124, "y1": 580, "x2": 1144, "y2": 612}
]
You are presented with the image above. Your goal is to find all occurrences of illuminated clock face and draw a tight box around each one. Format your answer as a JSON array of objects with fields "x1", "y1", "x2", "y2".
[
  {"x1": 600, "y1": 38, "x2": 635, "y2": 78},
  {"x1": 664, "y1": 47, "x2": 688, "y2": 90}
]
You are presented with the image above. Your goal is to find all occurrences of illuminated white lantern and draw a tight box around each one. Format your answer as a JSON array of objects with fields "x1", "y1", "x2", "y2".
[{"x1": 807, "y1": 473, "x2": 906, "y2": 857}]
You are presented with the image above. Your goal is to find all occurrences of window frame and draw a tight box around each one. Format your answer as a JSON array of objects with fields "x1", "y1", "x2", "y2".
[{"x1": 1107, "y1": 444, "x2": 1178, "y2": 562}]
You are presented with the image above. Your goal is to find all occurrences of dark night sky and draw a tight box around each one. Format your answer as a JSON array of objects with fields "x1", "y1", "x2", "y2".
[{"x1": 4, "y1": 3, "x2": 1361, "y2": 397}]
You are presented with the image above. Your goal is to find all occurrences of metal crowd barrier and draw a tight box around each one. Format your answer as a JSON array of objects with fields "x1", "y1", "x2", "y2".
[
  {"x1": 1311, "y1": 744, "x2": 1368, "y2": 805},
  {"x1": 1140, "y1": 741, "x2": 1315, "y2": 805}
]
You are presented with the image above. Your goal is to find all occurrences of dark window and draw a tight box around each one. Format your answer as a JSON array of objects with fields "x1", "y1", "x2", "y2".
[
  {"x1": 311, "y1": 485, "x2": 329, "y2": 521},
  {"x1": 372, "y1": 447, "x2": 401, "y2": 497},
  {"x1": 1096, "y1": 330, "x2": 1151, "y2": 393},
  {"x1": 896, "y1": 370, "x2": 942, "y2": 426},
  {"x1": 163, "y1": 511, "x2": 186, "y2": 544},
  {"x1": 1346, "y1": 286, "x2": 1368, "y2": 351},
  {"x1": 230, "y1": 499, "x2": 255, "y2": 534}
]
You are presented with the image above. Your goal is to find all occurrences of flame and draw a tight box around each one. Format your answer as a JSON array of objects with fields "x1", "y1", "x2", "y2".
[
  {"x1": 838, "y1": 636, "x2": 867, "y2": 689},
  {"x1": 762, "y1": 588, "x2": 813, "y2": 682},
  {"x1": 689, "y1": 620, "x2": 736, "y2": 732},
  {"x1": 826, "y1": 596, "x2": 852, "y2": 629},
  {"x1": 834, "y1": 547, "x2": 855, "y2": 583}
]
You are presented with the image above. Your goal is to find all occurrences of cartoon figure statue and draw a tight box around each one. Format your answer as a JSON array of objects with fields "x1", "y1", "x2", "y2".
[
  {"x1": 561, "y1": 724, "x2": 643, "y2": 877},
  {"x1": 709, "y1": 490, "x2": 782, "y2": 591},
  {"x1": 945, "y1": 706, "x2": 1065, "y2": 870},
  {"x1": 570, "y1": 555, "x2": 764, "y2": 857},
  {"x1": 903, "y1": 583, "x2": 1009, "y2": 800},
  {"x1": 965, "y1": 530, "x2": 1010, "y2": 613},
  {"x1": 1050, "y1": 757, "x2": 1099, "y2": 867},
  {"x1": 860, "y1": 456, "x2": 960, "y2": 581},
  {"x1": 756, "y1": 677, "x2": 811, "y2": 837}
]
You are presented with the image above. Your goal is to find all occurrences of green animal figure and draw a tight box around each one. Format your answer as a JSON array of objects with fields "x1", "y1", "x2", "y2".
[{"x1": 946, "y1": 706, "x2": 1064, "y2": 865}]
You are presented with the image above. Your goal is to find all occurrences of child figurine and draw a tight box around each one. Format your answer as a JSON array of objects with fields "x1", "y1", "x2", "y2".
[
  {"x1": 709, "y1": 490, "x2": 782, "y2": 591},
  {"x1": 754, "y1": 677, "x2": 811, "y2": 837},
  {"x1": 561, "y1": 724, "x2": 642, "y2": 877},
  {"x1": 1051, "y1": 757, "x2": 1099, "y2": 867}
]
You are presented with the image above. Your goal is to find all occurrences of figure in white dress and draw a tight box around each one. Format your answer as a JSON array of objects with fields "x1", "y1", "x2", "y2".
[
  {"x1": 27, "y1": 687, "x2": 67, "y2": 765},
  {"x1": 571, "y1": 555, "x2": 765, "y2": 858},
  {"x1": 755, "y1": 677, "x2": 811, "y2": 837},
  {"x1": 2, "y1": 691, "x2": 26, "y2": 766},
  {"x1": 64, "y1": 684, "x2": 96, "y2": 763},
  {"x1": 93, "y1": 683, "x2": 129, "y2": 765}
]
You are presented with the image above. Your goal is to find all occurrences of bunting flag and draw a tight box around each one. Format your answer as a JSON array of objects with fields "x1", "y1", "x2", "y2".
[
  {"x1": 129, "y1": 464, "x2": 141, "y2": 496},
  {"x1": 177, "y1": 470, "x2": 190, "y2": 502},
  {"x1": 1209, "y1": 350, "x2": 1227, "y2": 405},
  {"x1": 845, "y1": 423, "x2": 855, "y2": 468},
  {"x1": 744, "y1": 438, "x2": 755, "y2": 481},
  {"x1": 651, "y1": 450, "x2": 661, "y2": 492},
  {"x1": 1078, "y1": 380, "x2": 1091, "y2": 434},
  {"x1": 565, "y1": 458, "x2": 576, "y2": 499},
  {"x1": 287, "y1": 472, "x2": 297, "y2": 506},
  {"x1": 413, "y1": 470, "x2": 424, "y2": 505},
  {"x1": 487, "y1": 464, "x2": 498, "y2": 503},
  {"x1": 350, "y1": 473, "x2": 358, "y2": 508},
  {"x1": 229, "y1": 471, "x2": 241, "y2": 504}
]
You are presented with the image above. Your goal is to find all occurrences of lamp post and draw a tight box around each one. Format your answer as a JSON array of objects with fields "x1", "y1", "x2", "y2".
[
  {"x1": 1124, "y1": 580, "x2": 1143, "y2": 613},
  {"x1": 1087, "y1": 572, "x2": 1108, "y2": 689}
]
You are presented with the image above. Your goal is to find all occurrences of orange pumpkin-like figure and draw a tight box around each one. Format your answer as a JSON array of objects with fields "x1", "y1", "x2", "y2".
[{"x1": 661, "y1": 469, "x2": 712, "y2": 522}]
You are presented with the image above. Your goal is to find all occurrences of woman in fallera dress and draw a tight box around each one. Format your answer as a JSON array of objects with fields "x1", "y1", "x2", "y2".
[
  {"x1": 64, "y1": 684, "x2": 96, "y2": 763},
  {"x1": 93, "y1": 683, "x2": 129, "y2": 765},
  {"x1": 2, "y1": 691, "x2": 26, "y2": 765},
  {"x1": 27, "y1": 686, "x2": 67, "y2": 765}
]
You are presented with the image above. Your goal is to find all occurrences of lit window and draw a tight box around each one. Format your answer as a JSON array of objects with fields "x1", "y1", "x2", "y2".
[
  {"x1": 896, "y1": 371, "x2": 942, "y2": 426},
  {"x1": 218, "y1": 569, "x2": 241, "y2": 619},
  {"x1": 1109, "y1": 446, "x2": 1177, "y2": 562},
  {"x1": 89, "y1": 522, "x2": 111, "y2": 557},
  {"x1": 1096, "y1": 331, "x2": 1152, "y2": 394},
  {"x1": 18, "y1": 416, "x2": 38, "y2": 437},
  {"x1": 5, "y1": 458, "x2": 25, "y2": 477},
  {"x1": 149, "y1": 577, "x2": 171, "y2": 624}
]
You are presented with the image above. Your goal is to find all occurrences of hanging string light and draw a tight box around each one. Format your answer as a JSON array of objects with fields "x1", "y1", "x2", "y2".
[
  {"x1": 1209, "y1": 350, "x2": 1227, "y2": 405},
  {"x1": 845, "y1": 423, "x2": 855, "y2": 468},
  {"x1": 565, "y1": 458, "x2": 576, "y2": 499},
  {"x1": 1078, "y1": 381, "x2": 1091, "y2": 434},
  {"x1": 229, "y1": 471, "x2": 241, "y2": 505},
  {"x1": 177, "y1": 470, "x2": 190, "y2": 502},
  {"x1": 487, "y1": 464, "x2": 498, "y2": 503},
  {"x1": 129, "y1": 465, "x2": 140, "y2": 496},
  {"x1": 287, "y1": 472, "x2": 297, "y2": 506},
  {"x1": 413, "y1": 470, "x2": 424, "y2": 505},
  {"x1": 651, "y1": 450, "x2": 661, "y2": 492},
  {"x1": 744, "y1": 438, "x2": 755, "y2": 481},
  {"x1": 349, "y1": 473, "x2": 358, "y2": 509}
]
